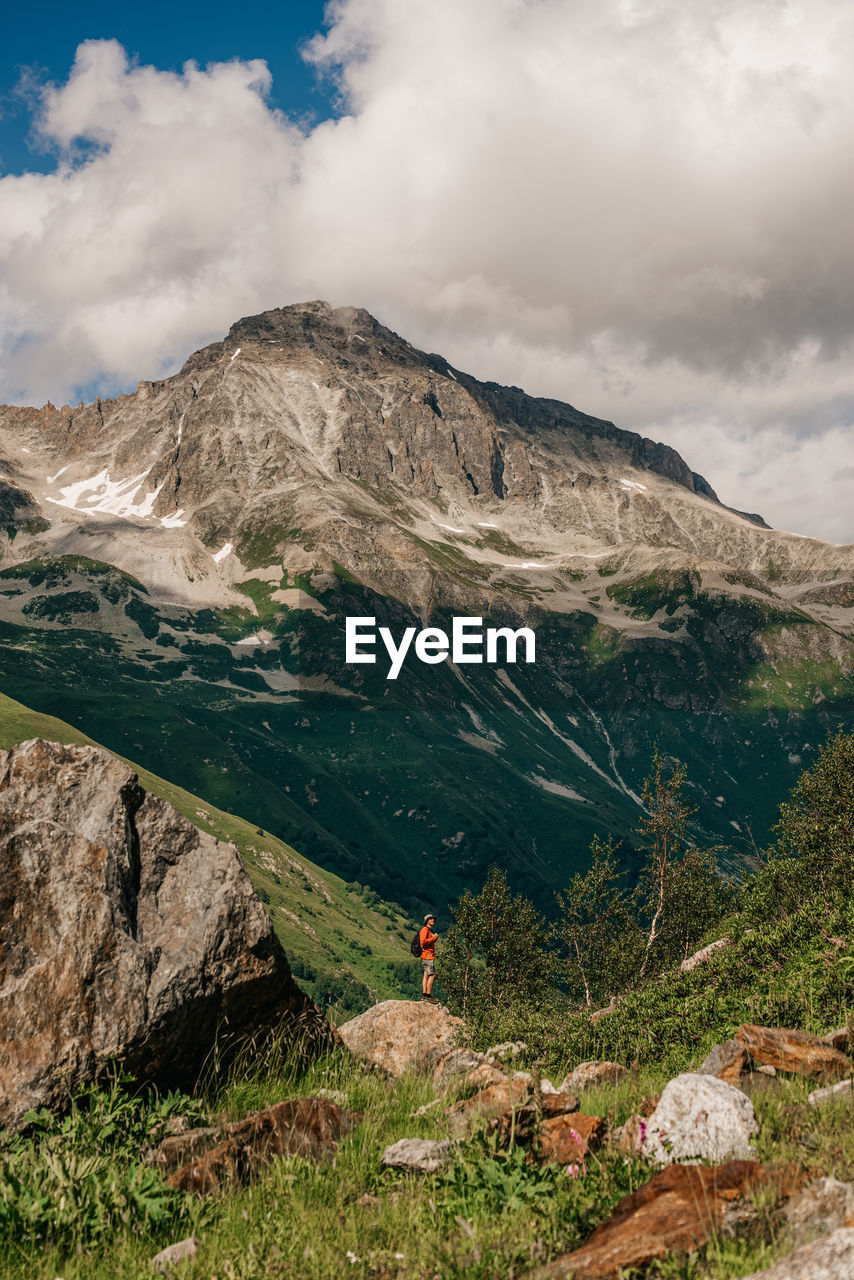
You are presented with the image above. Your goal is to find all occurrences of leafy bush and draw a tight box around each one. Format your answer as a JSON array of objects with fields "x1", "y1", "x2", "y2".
[{"x1": 0, "y1": 1074, "x2": 205, "y2": 1252}]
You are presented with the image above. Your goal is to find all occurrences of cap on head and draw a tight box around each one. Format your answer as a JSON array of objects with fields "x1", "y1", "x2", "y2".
[{"x1": 424, "y1": 912, "x2": 435, "y2": 923}]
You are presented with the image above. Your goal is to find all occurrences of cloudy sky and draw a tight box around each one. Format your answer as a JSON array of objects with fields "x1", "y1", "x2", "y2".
[{"x1": 1, "y1": 0, "x2": 853, "y2": 541}]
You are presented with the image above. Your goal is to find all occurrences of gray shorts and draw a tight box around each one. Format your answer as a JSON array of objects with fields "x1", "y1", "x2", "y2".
[{"x1": 421, "y1": 957, "x2": 435, "y2": 975}]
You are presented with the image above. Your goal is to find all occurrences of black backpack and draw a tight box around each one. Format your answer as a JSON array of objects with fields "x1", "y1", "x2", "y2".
[{"x1": 410, "y1": 930, "x2": 423, "y2": 957}]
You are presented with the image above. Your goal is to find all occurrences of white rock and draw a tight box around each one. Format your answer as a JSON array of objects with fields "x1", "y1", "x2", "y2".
[
  {"x1": 809, "y1": 1079, "x2": 852, "y2": 1109},
  {"x1": 486, "y1": 1040, "x2": 528, "y2": 1060},
  {"x1": 737, "y1": 1227, "x2": 854, "y2": 1279},
  {"x1": 643, "y1": 1072, "x2": 757, "y2": 1166},
  {"x1": 153, "y1": 1236, "x2": 199, "y2": 1271},
  {"x1": 380, "y1": 1138, "x2": 451, "y2": 1173},
  {"x1": 680, "y1": 936, "x2": 731, "y2": 972}
]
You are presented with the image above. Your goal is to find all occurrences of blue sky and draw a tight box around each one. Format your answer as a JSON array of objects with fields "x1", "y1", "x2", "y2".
[
  {"x1": 0, "y1": 0, "x2": 333, "y2": 175},
  {"x1": 1, "y1": 1, "x2": 853, "y2": 540}
]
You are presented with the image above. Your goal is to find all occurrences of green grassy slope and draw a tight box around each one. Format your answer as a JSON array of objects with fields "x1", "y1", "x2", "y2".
[
  {"x1": 3, "y1": 554, "x2": 854, "y2": 921},
  {"x1": 0, "y1": 690, "x2": 413, "y2": 1019}
]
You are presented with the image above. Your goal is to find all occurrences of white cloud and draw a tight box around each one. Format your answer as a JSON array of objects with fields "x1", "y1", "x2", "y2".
[{"x1": 1, "y1": 2, "x2": 854, "y2": 540}]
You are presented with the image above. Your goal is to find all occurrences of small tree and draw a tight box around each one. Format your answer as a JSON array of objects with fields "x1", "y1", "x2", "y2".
[
  {"x1": 636, "y1": 748, "x2": 698, "y2": 976},
  {"x1": 555, "y1": 835, "x2": 642, "y2": 1007},
  {"x1": 746, "y1": 726, "x2": 854, "y2": 922},
  {"x1": 441, "y1": 866, "x2": 553, "y2": 1018}
]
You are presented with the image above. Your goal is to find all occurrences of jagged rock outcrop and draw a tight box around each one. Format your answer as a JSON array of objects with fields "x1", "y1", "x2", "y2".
[{"x1": 0, "y1": 739, "x2": 332, "y2": 1129}]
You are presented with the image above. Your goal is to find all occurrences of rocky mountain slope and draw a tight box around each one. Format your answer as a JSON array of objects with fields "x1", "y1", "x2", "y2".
[{"x1": 1, "y1": 302, "x2": 853, "y2": 908}]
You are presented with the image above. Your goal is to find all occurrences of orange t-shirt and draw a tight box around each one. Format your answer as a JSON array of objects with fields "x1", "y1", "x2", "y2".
[{"x1": 419, "y1": 926, "x2": 437, "y2": 959}]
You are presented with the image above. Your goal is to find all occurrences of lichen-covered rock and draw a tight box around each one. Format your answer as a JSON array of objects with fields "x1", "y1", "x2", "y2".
[
  {"x1": 380, "y1": 1138, "x2": 452, "y2": 1173},
  {"x1": 0, "y1": 739, "x2": 331, "y2": 1128},
  {"x1": 338, "y1": 1000, "x2": 464, "y2": 1077},
  {"x1": 152, "y1": 1237, "x2": 199, "y2": 1272},
  {"x1": 643, "y1": 1073, "x2": 758, "y2": 1166},
  {"x1": 680, "y1": 937, "x2": 731, "y2": 972}
]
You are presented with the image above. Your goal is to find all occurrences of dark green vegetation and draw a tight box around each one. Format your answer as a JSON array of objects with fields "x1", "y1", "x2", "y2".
[
  {"x1": 2, "y1": 554, "x2": 853, "y2": 919},
  {"x1": 439, "y1": 730, "x2": 854, "y2": 1072},
  {"x1": 0, "y1": 689, "x2": 413, "y2": 1019}
]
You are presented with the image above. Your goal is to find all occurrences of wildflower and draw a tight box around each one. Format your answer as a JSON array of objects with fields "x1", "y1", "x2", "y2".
[{"x1": 346, "y1": 1251, "x2": 360, "y2": 1264}]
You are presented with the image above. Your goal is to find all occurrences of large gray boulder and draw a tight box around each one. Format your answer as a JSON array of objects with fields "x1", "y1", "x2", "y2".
[
  {"x1": 0, "y1": 739, "x2": 331, "y2": 1128},
  {"x1": 643, "y1": 1072, "x2": 758, "y2": 1165}
]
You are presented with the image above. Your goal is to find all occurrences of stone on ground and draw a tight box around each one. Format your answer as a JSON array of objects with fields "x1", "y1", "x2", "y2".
[
  {"x1": 734, "y1": 1024, "x2": 851, "y2": 1082},
  {"x1": 643, "y1": 1073, "x2": 758, "y2": 1165},
  {"x1": 152, "y1": 1236, "x2": 200, "y2": 1271},
  {"x1": 680, "y1": 937, "x2": 731, "y2": 972},
  {"x1": 783, "y1": 1179, "x2": 854, "y2": 1242},
  {"x1": 538, "y1": 1113, "x2": 603, "y2": 1164},
  {"x1": 432, "y1": 1047, "x2": 493, "y2": 1086},
  {"x1": 446, "y1": 1079, "x2": 532, "y2": 1134},
  {"x1": 0, "y1": 739, "x2": 331, "y2": 1130},
  {"x1": 560, "y1": 1062, "x2": 629, "y2": 1093},
  {"x1": 338, "y1": 1000, "x2": 464, "y2": 1077},
  {"x1": 380, "y1": 1138, "x2": 452, "y2": 1173},
  {"x1": 809, "y1": 1079, "x2": 853, "y2": 1109},
  {"x1": 162, "y1": 1097, "x2": 350, "y2": 1193},
  {"x1": 532, "y1": 1160, "x2": 765, "y2": 1278},
  {"x1": 698, "y1": 1039, "x2": 751, "y2": 1086},
  {"x1": 737, "y1": 1228, "x2": 854, "y2": 1280},
  {"x1": 486, "y1": 1041, "x2": 528, "y2": 1060}
]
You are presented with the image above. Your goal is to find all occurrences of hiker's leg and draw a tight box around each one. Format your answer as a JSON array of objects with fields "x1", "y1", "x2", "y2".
[
  {"x1": 422, "y1": 965, "x2": 429, "y2": 994},
  {"x1": 425, "y1": 970, "x2": 435, "y2": 995}
]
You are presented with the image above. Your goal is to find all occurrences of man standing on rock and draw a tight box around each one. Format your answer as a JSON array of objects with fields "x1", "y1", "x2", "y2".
[{"x1": 420, "y1": 914, "x2": 439, "y2": 1004}]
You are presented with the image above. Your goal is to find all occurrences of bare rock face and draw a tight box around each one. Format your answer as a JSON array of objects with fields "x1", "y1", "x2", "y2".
[
  {"x1": 643, "y1": 1073, "x2": 758, "y2": 1166},
  {"x1": 734, "y1": 1024, "x2": 851, "y2": 1082},
  {"x1": 0, "y1": 739, "x2": 330, "y2": 1128},
  {"x1": 337, "y1": 999, "x2": 464, "y2": 1077}
]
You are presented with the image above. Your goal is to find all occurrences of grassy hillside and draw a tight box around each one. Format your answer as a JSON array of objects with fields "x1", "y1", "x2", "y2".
[
  {"x1": 0, "y1": 690, "x2": 413, "y2": 1019},
  {"x1": 3, "y1": 555, "x2": 854, "y2": 916}
]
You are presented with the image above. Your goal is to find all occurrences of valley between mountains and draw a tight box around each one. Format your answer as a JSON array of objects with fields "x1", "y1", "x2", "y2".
[{"x1": 1, "y1": 300, "x2": 854, "y2": 916}]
